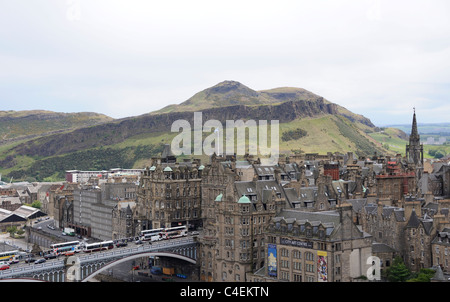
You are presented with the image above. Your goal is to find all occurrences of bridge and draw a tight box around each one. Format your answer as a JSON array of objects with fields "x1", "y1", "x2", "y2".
[{"x1": 0, "y1": 237, "x2": 197, "y2": 282}]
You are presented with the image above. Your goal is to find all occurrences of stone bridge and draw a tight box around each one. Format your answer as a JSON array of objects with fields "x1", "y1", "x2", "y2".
[{"x1": 0, "y1": 237, "x2": 197, "y2": 282}]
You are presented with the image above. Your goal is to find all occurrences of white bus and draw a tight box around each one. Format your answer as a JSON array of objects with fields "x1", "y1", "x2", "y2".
[
  {"x1": 163, "y1": 225, "x2": 188, "y2": 239},
  {"x1": 50, "y1": 241, "x2": 81, "y2": 255},
  {"x1": 140, "y1": 228, "x2": 164, "y2": 242},
  {"x1": 83, "y1": 241, "x2": 114, "y2": 253},
  {"x1": 0, "y1": 250, "x2": 26, "y2": 263}
]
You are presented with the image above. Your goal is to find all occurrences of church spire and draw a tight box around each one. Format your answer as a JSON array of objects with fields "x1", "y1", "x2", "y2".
[
  {"x1": 406, "y1": 108, "x2": 423, "y2": 167},
  {"x1": 410, "y1": 107, "x2": 419, "y2": 139}
]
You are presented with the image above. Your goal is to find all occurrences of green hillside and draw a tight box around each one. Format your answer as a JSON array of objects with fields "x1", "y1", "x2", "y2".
[
  {"x1": 368, "y1": 127, "x2": 450, "y2": 159},
  {"x1": 0, "y1": 110, "x2": 113, "y2": 141},
  {"x1": 0, "y1": 81, "x2": 389, "y2": 182}
]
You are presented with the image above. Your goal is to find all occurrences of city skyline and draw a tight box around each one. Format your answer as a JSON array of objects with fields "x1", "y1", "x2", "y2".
[{"x1": 1, "y1": 1, "x2": 450, "y2": 126}]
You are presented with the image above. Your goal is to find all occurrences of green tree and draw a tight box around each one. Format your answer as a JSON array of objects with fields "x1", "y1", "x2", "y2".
[
  {"x1": 6, "y1": 226, "x2": 17, "y2": 237},
  {"x1": 385, "y1": 256, "x2": 411, "y2": 282},
  {"x1": 407, "y1": 268, "x2": 435, "y2": 282},
  {"x1": 30, "y1": 200, "x2": 41, "y2": 209}
]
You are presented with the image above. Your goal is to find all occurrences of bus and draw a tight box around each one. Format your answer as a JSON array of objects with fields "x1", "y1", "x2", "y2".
[
  {"x1": 83, "y1": 240, "x2": 114, "y2": 253},
  {"x1": 0, "y1": 250, "x2": 26, "y2": 263},
  {"x1": 140, "y1": 228, "x2": 164, "y2": 242},
  {"x1": 162, "y1": 225, "x2": 188, "y2": 239},
  {"x1": 50, "y1": 241, "x2": 81, "y2": 255}
]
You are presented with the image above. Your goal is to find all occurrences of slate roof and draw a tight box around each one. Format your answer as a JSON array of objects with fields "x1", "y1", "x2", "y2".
[{"x1": 372, "y1": 242, "x2": 397, "y2": 253}]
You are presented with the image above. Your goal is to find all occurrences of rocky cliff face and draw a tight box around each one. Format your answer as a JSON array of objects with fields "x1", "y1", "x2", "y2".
[{"x1": 10, "y1": 97, "x2": 339, "y2": 158}]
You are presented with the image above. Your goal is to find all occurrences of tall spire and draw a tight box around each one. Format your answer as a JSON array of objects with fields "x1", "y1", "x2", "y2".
[
  {"x1": 410, "y1": 107, "x2": 419, "y2": 139},
  {"x1": 406, "y1": 108, "x2": 423, "y2": 167}
]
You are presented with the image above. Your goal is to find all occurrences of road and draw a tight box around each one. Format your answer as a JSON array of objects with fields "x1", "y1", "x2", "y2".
[{"x1": 2, "y1": 217, "x2": 198, "y2": 282}]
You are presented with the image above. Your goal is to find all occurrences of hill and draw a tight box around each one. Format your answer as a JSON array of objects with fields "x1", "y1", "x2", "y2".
[
  {"x1": 385, "y1": 122, "x2": 450, "y2": 135},
  {"x1": 0, "y1": 81, "x2": 388, "y2": 182},
  {"x1": 0, "y1": 110, "x2": 113, "y2": 143},
  {"x1": 368, "y1": 126, "x2": 450, "y2": 159},
  {"x1": 156, "y1": 81, "x2": 375, "y2": 129}
]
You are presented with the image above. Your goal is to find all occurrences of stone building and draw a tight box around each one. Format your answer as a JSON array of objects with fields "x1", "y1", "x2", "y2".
[
  {"x1": 72, "y1": 182, "x2": 138, "y2": 240},
  {"x1": 360, "y1": 196, "x2": 450, "y2": 272},
  {"x1": 112, "y1": 201, "x2": 135, "y2": 240},
  {"x1": 135, "y1": 145, "x2": 203, "y2": 232},
  {"x1": 198, "y1": 154, "x2": 285, "y2": 282},
  {"x1": 48, "y1": 183, "x2": 78, "y2": 230},
  {"x1": 431, "y1": 227, "x2": 450, "y2": 273},
  {"x1": 247, "y1": 204, "x2": 373, "y2": 282}
]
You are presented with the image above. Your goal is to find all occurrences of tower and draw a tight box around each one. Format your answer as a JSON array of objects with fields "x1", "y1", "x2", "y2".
[{"x1": 406, "y1": 108, "x2": 423, "y2": 167}]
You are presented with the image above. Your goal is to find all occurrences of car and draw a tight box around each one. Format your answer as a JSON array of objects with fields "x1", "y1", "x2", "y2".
[
  {"x1": 135, "y1": 240, "x2": 143, "y2": 245},
  {"x1": 35, "y1": 259, "x2": 46, "y2": 264},
  {"x1": 61, "y1": 232, "x2": 67, "y2": 236},
  {"x1": 44, "y1": 253, "x2": 57, "y2": 260},
  {"x1": 116, "y1": 242, "x2": 128, "y2": 248},
  {"x1": 8, "y1": 259, "x2": 19, "y2": 265},
  {"x1": 25, "y1": 257, "x2": 36, "y2": 263},
  {"x1": 0, "y1": 264, "x2": 10, "y2": 270},
  {"x1": 64, "y1": 251, "x2": 75, "y2": 256}
]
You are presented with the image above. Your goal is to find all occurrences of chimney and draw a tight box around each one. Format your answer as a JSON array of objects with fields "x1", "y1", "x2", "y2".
[
  {"x1": 404, "y1": 200, "x2": 421, "y2": 221},
  {"x1": 274, "y1": 167, "x2": 282, "y2": 183},
  {"x1": 337, "y1": 202, "x2": 355, "y2": 240}
]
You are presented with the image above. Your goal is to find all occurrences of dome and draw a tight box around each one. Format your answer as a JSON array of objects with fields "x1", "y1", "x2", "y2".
[{"x1": 238, "y1": 195, "x2": 251, "y2": 204}]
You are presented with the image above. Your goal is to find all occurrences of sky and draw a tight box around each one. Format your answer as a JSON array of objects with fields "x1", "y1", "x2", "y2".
[{"x1": 1, "y1": 0, "x2": 449, "y2": 126}]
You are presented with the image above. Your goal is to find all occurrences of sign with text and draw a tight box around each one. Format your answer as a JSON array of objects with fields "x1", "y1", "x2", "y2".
[{"x1": 280, "y1": 238, "x2": 313, "y2": 249}]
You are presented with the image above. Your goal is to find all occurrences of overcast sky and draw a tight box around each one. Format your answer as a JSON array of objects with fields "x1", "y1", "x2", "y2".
[{"x1": 1, "y1": 0, "x2": 449, "y2": 126}]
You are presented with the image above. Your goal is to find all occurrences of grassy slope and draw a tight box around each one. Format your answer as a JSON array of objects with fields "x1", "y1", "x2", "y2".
[
  {"x1": 0, "y1": 82, "x2": 387, "y2": 181},
  {"x1": 368, "y1": 127, "x2": 450, "y2": 158},
  {"x1": 1, "y1": 113, "x2": 385, "y2": 181},
  {"x1": 0, "y1": 110, "x2": 113, "y2": 140}
]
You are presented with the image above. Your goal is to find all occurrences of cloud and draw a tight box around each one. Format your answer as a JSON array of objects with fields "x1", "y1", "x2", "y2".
[{"x1": 0, "y1": 0, "x2": 449, "y2": 125}]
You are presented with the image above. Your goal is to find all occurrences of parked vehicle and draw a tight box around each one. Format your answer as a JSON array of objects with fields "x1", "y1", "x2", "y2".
[
  {"x1": 44, "y1": 253, "x2": 57, "y2": 260},
  {"x1": 115, "y1": 242, "x2": 128, "y2": 248},
  {"x1": 25, "y1": 257, "x2": 36, "y2": 263},
  {"x1": 0, "y1": 264, "x2": 10, "y2": 270}
]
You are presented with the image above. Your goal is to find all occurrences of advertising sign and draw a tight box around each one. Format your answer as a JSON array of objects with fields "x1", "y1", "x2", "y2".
[
  {"x1": 317, "y1": 251, "x2": 328, "y2": 282},
  {"x1": 268, "y1": 244, "x2": 277, "y2": 277}
]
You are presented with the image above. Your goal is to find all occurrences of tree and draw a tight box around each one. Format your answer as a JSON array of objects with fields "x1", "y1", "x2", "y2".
[
  {"x1": 6, "y1": 226, "x2": 17, "y2": 237},
  {"x1": 30, "y1": 200, "x2": 41, "y2": 209},
  {"x1": 407, "y1": 268, "x2": 435, "y2": 282},
  {"x1": 385, "y1": 256, "x2": 411, "y2": 282}
]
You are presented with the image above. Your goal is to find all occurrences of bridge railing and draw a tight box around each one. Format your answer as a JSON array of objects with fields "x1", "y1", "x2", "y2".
[
  {"x1": 0, "y1": 236, "x2": 196, "y2": 279},
  {"x1": 0, "y1": 260, "x2": 64, "y2": 278},
  {"x1": 78, "y1": 237, "x2": 195, "y2": 263}
]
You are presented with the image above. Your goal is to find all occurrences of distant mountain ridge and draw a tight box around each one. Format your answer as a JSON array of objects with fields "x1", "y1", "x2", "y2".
[
  {"x1": 0, "y1": 110, "x2": 113, "y2": 142},
  {"x1": 155, "y1": 80, "x2": 374, "y2": 128},
  {"x1": 0, "y1": 81, "x2": 385, "y2": 182}
]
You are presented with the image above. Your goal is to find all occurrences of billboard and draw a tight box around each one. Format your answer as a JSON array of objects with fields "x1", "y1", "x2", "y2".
[
  {"x1": 268, "y1": 244, "x2": 277, "y2": 277},
  {"x1": 317, "y1": 251, "x2": 328, "y2": 282}
]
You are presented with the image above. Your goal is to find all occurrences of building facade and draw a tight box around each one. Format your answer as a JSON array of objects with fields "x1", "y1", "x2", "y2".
[
  {"x1": 248, "y1": 204, "x2": 373, "y2": 282},
  {"x1": 135, "y1": 151, "x2": 203, "y2": 232}
]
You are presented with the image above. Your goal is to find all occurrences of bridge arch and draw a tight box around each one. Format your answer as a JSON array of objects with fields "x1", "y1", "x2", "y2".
[{"x1": 81, "y1": 251, "x2": 196, "y2": 282}]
